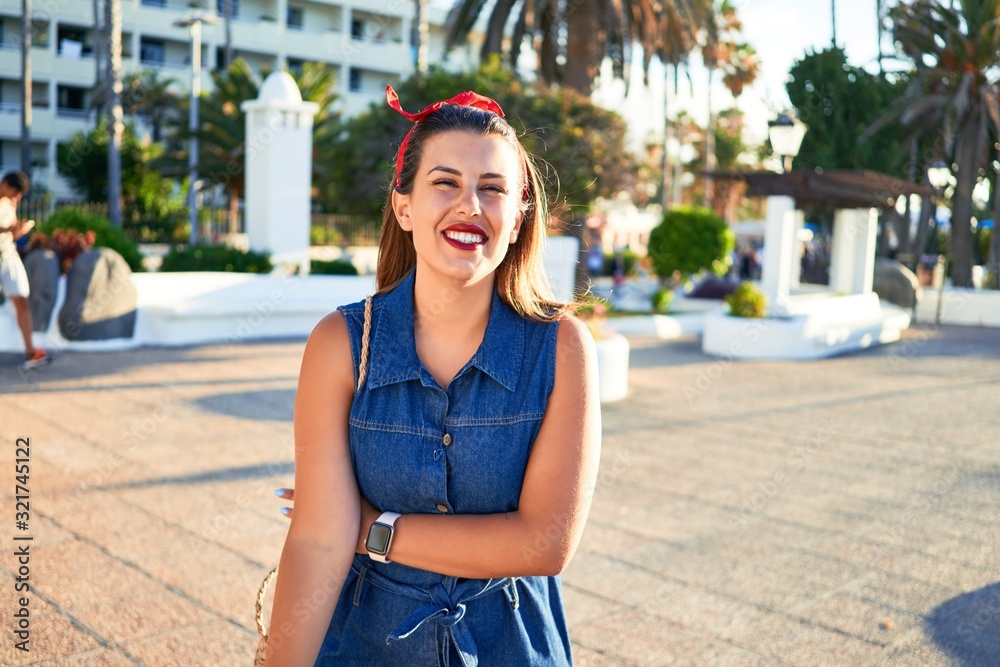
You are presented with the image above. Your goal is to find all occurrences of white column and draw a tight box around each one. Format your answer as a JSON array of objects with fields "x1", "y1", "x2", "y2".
[
  {"x1": 241, "y1": 72, "x2": 319, "y2": 274},
  {"x1": 790, "y1": 209, "x2": 805, "y2": 289},
  {"x1": 761, "y1": 195, "x2": 797, "y2": 315},
  {"x1": 830, "y1": 208, "x2": 878, "y2": 295}
]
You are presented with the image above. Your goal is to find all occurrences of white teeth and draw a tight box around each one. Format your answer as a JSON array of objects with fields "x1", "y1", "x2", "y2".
[{"x1": 444, "y1": 231, "x2": 486, "y2": 245}]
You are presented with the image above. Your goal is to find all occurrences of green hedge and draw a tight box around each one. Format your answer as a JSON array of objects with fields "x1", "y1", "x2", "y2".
[
  {"x1": 40, "y1": 208, "x2": 145, "y2": 272},
  {"x1": 648, "y1": 207, "x2": 734, "y2": 282},
  {"x1": 160, "y1": 244, "x2": 272, "y2": 273},
  {"x1": 310, "y1": 258, "x2": 358, "y2": 275}
]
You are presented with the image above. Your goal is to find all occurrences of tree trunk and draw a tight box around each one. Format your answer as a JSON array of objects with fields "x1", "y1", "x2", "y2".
[
  {"x1": 223, "y1": 0, "x2": 232, "y2": 70},
  {"x1": 537, "y1": 4, "x2": 557, "y2": 87},
  {"x1": 228, "y1": 187, "x2": 239, "y2": 236},
  {"x1": 704, "y1": 68, "x2": 715, "y2": 210},
  {"x1": 563, "y1": 0, "x2": 601, "y2": 95},
  {"x1": 480, "y1": 0, "x2": 515, "y2": 60},
  {"x1": 990, "y1": 166, "x2": 1000, "y2": 289},
  {"x1": 20, "y1": 0, "x2": 31, "y2": 172},
  {"x1": 660, "y1": 67, "x2": 671, "y2": 209},
  {"x1": 414, "y1": 0, "x2": 429, "y2": 73},
  {"x1": 912, "y1": 191, "x2": 933, "y2": 259},
  {"x1": 93, "y1": 0, "x2": 104, "y2": 126},
  {"x1": 105, "y1": 0, "x2": 123, "y2": 228},
  {"x1": 949, "y1": 118, "x2": 982, "y2": 288}
]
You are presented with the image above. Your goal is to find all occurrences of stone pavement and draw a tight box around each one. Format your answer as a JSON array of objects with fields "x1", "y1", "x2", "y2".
[{"x1": 0, "y1": 324, "x2": 997, "y2": 666}]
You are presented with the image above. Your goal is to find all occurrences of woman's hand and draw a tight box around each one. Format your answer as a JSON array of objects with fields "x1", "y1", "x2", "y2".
[{"x1": 276, "y1": 487, "x2": 381, "y2": 555}]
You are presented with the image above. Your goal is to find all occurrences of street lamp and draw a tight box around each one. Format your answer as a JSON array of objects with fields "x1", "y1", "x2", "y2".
[
  {"x1": 927, "y1": 160, "x2": 950, "y2": 190},
  {"x1": 926, "y1": 160, "x2": 951, "y2": 324},
  {"x1": 174, "y1": 11, "x2": 219, "y2": 246},
  {"x1": 768, "y1": 111, "x2": 807, "y2": 172}
]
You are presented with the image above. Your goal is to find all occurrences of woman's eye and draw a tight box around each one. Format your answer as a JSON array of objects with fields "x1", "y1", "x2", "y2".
[
  {"x1": 482, "y1": 185, "x2": 508, "y2": 194},
  {"x1": 432, "y1": 179, "x2": 457, "y2": 187}
]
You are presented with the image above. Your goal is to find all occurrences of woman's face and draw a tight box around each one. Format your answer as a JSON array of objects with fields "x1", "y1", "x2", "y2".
[{"x1": 392, "y1": 129, "x2": 523, "y2": 286}]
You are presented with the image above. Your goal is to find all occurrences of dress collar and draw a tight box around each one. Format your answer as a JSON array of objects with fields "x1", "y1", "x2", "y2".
[{"x1": 367, "y1": 269, "x2": 523, "y2": 392}]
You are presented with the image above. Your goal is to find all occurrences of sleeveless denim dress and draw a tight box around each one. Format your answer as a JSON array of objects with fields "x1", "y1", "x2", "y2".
[{"x1": 314, "y1": 268, "x2": 573, "y2": 667}]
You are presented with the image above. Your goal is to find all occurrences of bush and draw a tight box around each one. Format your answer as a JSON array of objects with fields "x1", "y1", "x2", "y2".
[
  {"x1": 651, "y1": 287, "x2": 673, "y2": 314},
  {"x1": 725, "y1": 282, "x2": 767, "y2": 318},
  {"x1": 25, "y1": 228, "x2": 96, "y2": 274},
  {"x1": 160, "y1": 244, "x2": 272, "y2": 273},
  {"x1": 603, "y1": 248, "x2": 640, "y2": 277},
  {"x1": 40, "y1": 208, "x2": 144, "y2": 272},
  {"x1": 310, "y1": 258, "x2": 358, "y2": 275},
  {"x1": 647, "y1": 207, "x2": 734, "y2": 284}
]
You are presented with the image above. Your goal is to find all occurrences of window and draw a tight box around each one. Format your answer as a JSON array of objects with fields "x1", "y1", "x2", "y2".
[
  {"x1": 139, "y1": 38, "x2": 165, "y2": 66},
  {"x1": 31, "y1": 20, "x2": 50, "y2": 48},
  {"x1": 57, "y1": 25, "x2": 92, "y2": 57},
  {"x1": 57, "y1": 85, "x2": 87, "y2": 113},
  {"x1": 217, "y1": 0, "x2": 240, "y2": 19},
  {"x1": 141, "y1": 0, "x2": 166, "y2": 6},
  {"x1": 287, "y1": 7, "x2": 304, "y2": 30},
  {"x1": 287, "y1": 58, "x2": 304, "y2": 76},
  {"x1": 348, "y1": 68, "x2": 361, "y2": 92},
  {"x1": 351, "y1": 19, "x2": 363, "y2": 40}
]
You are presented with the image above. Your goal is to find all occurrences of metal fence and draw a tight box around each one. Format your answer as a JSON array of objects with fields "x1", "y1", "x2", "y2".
[{"x1": 14, "y1": 198, "x2": 382, "y2": 247}]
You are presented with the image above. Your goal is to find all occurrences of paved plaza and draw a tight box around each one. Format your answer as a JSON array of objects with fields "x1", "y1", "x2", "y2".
[{"x1": 1, "y1": 324, "x2": 997, "y2": 666}]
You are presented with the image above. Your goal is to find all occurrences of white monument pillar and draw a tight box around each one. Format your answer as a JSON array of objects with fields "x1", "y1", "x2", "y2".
[
  {"x1": 830, "y1": 208, "x2": 878, "y2": 295},
  {"x1": 761, "y1": 195, "x2": 797, "y2": 315},
  {"x1": 241, "y1": 72, "x2": 318, "y2": 274},
  {"x1": 789, "y1": 209, "x2": 805, "y2": 289}
]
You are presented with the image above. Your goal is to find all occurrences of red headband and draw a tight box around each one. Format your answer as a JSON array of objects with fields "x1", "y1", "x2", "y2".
[{"x1": 387, "y1": 85, "x2": 505, "y2": 188}]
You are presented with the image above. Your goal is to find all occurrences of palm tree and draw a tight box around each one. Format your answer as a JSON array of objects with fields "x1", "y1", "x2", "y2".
[
  {"x1": 20, "y1": 0, "x2": 31, "y2": 172},
  {"x1": 414, "y1": 0, "x2": 429, "y2": 73},
  {"x1": 444, "y1": 0, "x2": 714, "y2": 96},
  {"x1": 105, "y1": 0, "x2": 123, "y2": 228},
  {"x1": 890, "y1": 0, "x2": 1000, "y2": 287},
  {"x1": 163, "y1": 59, "x2": 340, "y2": 235},
  {"x1": 121, "y1": 69, "x2": 179, "y2": 142}
]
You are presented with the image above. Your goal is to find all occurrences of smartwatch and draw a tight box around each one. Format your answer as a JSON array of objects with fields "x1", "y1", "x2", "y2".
[{"x1": 365, "y1": 511, "x2": 402, "y2": 563}]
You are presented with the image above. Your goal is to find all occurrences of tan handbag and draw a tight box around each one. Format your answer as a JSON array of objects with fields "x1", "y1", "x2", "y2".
[{"x1": 253, "y1": 295, "x2": 373, "y2": 665}]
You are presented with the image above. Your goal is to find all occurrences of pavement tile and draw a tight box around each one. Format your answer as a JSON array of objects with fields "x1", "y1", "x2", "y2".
[
  {"x1": 30, "y1": 542, "x2": 162, "y2": 611},
  {"x1": 32, "y1": 648, "x2": 137, "y2": 666},
  {"x1": 571, "y1": 608, "x2": 704, "y2": 667},
  {"x1": 67, "y1": 590, "x2": 217, "y2": 646},
  {"x1": 118, "y1": 620, "x2": 256, "y2": 667},
  {"x1": 788, "y1": 593, "x2": 924, "y2": 646},
  {"x1": 726, "y1": 612, "x2": 881, "y2": 666},
  {"x1": 0, "y1": 610, "x2": 103, "y2": 665},
  {"x1": 561, "y1": 584, "x2": 630, "y2": 628}
]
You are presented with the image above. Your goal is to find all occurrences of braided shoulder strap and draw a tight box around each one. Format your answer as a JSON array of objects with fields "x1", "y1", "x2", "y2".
[{"x1": 357, "y1": 295, "x2": 373, "y2": 392}]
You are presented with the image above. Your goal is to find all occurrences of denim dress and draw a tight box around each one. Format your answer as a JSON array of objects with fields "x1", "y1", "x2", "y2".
[{"x1": 314, "y1": 268, "x2": 573, "y2": 667}]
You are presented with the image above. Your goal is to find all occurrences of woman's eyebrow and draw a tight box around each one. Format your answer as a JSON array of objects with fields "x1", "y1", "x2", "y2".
[{"x1": 427, "y1": 166, "x2": 507, "y2": 180}]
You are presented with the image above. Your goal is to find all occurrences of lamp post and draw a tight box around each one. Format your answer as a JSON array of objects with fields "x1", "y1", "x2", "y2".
[
  {"x1": 927, "y1": 160, "x2": 951, "y2": 324},
  {"x1": 174, "y1": 11, "x2": 218, "y2": 246},
  {"x1": 768, "y1": 111, "x2": 807, "y2": 172}
]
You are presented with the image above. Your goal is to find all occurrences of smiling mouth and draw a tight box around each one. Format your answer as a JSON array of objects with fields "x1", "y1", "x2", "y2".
[{"x1": 443, "y1": 230, "x2": 487, "y2": 245}]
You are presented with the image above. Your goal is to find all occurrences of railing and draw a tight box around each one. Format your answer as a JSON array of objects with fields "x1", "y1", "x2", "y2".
[
  {"x1": 56, "y1": 107, "x2": 89, "y2": 119},
  {"x1": 14, "y1": 199, "x2": 382, "y2": 247},
  {"x1": 0, "y1": 102, "x2": 21, "y2": 113},
  {"x1": 311, "y1": 213, "x2": 380, "y2": 247}
]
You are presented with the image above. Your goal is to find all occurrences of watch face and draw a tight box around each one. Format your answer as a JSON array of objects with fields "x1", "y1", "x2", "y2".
[{"x1": 366, "y1": 523, "x2": 392, "y2": 555}]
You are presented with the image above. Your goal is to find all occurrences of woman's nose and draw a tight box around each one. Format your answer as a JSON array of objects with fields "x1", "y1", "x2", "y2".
[{"x1": 456, "y1": 187, "x2": 481, "y2": 217}]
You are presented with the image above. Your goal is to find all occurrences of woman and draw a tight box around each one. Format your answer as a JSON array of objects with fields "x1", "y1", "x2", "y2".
[{"x1": 263, "y1": 86, "x2": 602, "y2": 666}]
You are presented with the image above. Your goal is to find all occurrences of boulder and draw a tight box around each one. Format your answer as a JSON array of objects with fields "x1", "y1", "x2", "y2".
[
  {"x1": 58, "y1": 248, "x2": 137, "y2": 341},
  {"x1": 873, "y1": 257, "x2": 921, "y2": 309},
  {"x1": 23, "y1": 248, "x2": 60, "y2": 332}
]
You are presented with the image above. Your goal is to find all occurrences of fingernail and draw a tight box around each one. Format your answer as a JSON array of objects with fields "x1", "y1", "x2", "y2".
[
  {"x1": 274, "y1": 489, "x2": 285, "y2": 497},
  {"x1": 280, "y1": 507, "x2": 290, "y2": 515}
]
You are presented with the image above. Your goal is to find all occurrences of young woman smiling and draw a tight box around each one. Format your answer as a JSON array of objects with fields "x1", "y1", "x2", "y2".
[{"x1": 262, "y1": 86, "x2": 601, "y2": 667}]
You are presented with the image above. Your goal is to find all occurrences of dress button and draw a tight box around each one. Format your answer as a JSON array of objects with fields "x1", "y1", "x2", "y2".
[
  {"x1": 436, "y1": 503, "x2": 448, "y2": 512},
  {"x1": 442, "y1": 433, "x2": 453, "y2": 446}
]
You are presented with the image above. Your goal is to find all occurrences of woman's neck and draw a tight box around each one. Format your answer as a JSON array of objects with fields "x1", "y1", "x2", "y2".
[{"x1": 412, "y1": 268, "x2": 494, "y2": 338}]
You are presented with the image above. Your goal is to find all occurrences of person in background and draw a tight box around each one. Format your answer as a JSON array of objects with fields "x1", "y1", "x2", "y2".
[{"x1": 0, "y1": 171, "x2": 48, "y2": 370}]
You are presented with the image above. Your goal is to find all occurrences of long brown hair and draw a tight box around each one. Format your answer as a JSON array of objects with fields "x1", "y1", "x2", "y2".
[{"x1": 375, "y1": 104, "x2": 571, "y2": 322}]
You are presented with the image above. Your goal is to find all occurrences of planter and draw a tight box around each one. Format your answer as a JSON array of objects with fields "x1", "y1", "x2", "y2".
[{"x1": 594, "y1": 332, "x2": 630, "y2": 403}]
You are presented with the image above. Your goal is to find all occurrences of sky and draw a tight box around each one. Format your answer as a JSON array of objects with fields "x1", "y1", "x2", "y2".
[{"x1": 430, "y1": 0, "x2": 890, "y2": 150}]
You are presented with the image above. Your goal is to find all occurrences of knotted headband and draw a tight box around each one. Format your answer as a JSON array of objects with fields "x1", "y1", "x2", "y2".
[{"x1": 386, "y1": 85, "x2": 506, "y2": 188}]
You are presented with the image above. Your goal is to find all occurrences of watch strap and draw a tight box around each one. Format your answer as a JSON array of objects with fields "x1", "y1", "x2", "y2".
[{"x1": 367, "y1": 511, "x2": 402, "y2": 563}]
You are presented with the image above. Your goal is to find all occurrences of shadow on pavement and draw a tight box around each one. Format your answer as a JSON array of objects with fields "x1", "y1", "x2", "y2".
[
  {"x1": 99, "y1": 461, "x2": 295, "y2": 490},
  {"x1": 192, "y1": 388, "x2": 296, "y2": 421},
  {"x1": 927, "y1": 583, "x2": 1000, "y2": 667}
]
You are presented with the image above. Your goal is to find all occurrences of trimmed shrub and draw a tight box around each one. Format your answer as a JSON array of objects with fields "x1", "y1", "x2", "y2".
[
  {"x1": 40, "y1": 208, "x2": 144, "y2": 272},
  {"x1": 160, "y1": 244, "x2": 272, "y2": 273},
  {"x1": 648, "y1": 207, "x2": 734, "y2": 284},
  {"x1": 651, "y1": 287, "x2": 674, "y2": 314},
  {"x1": 725, "y1": 281, "x2": 767, "y2": 318},
  {"x1": 310, "y1": 258, "x2": 359, "y2": 275}
]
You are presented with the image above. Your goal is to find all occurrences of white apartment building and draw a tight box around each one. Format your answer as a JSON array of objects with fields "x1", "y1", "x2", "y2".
[{"x1": 0, "y1": 0, "x2": 479, "y2": 200}]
